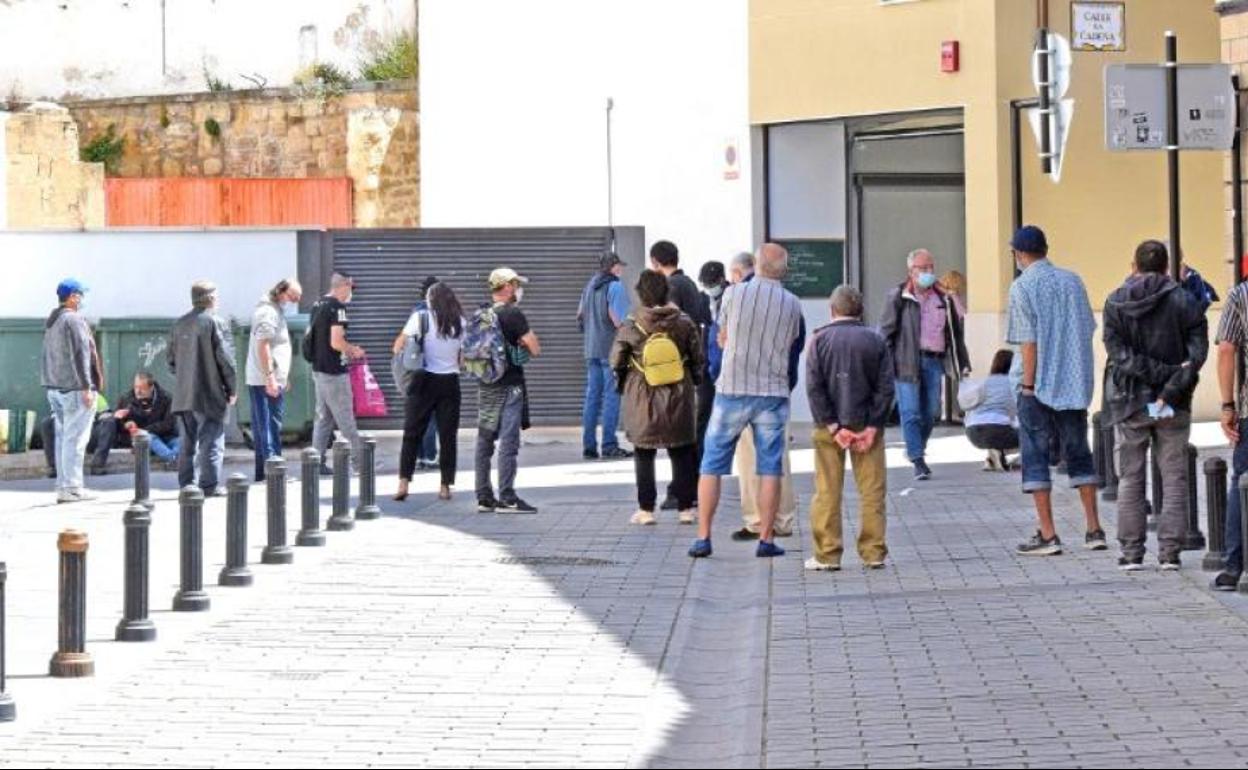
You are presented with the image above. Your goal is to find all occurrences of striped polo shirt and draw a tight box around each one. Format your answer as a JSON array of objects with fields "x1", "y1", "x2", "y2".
[{"x1": 716, "y1": 276, "x2": 803, "y2": 398}]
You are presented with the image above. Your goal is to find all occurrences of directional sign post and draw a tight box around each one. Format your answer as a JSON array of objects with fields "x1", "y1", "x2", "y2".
[{"x1": 1031, "y1": 31, "x2": 1075, "y2": 182}]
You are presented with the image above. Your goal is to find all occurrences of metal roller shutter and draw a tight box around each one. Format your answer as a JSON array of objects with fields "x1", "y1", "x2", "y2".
[{"x1": 330, "y1": 227, "x2": 615, "y2": 428}]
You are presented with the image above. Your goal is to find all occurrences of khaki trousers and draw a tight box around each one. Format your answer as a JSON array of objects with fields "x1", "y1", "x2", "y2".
[
  {"x1": 737, "y1": 424, "x2": 797, "y2": 534},
  {"x1": 809, "y1": 426, "x2": 887, "y2": 566}
]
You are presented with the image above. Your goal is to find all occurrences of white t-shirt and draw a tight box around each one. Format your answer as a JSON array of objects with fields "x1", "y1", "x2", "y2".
[
  {"x1": 402, "y1": 309, "x2": 463, "y2": 375},
  {"x1": 246, "y1": 298, "x2": 291, "y2": 387}
]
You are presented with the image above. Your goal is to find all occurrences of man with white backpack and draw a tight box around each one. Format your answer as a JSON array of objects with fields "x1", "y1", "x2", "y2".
[{"x1": 468, "y1": 268, "x2": 542, "y2": 514}]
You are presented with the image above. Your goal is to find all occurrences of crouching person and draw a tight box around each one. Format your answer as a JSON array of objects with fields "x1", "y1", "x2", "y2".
[{"x1": 805, "y1": 285, "x2": 895, "y2": 571}]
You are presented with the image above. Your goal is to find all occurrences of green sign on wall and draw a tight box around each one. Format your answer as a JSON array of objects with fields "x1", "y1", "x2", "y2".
[{"x1": 775, "y1": 239, "x2": 845, "y2": 299}]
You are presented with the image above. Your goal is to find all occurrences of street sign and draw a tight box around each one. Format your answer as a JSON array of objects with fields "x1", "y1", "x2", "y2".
[
  {"x1": 1033, "y1": 32, "x2": 1073, "y2": 99},
  {"x1": 1105, "y1": 64, "x2": 1235, "y2": 151},
  {"x1": 1029, "y1": 99, "x2": 1075, "y2": 182},
  {"x1": 1031, "y1": 32, "x2": 1075, "y2": 182}
]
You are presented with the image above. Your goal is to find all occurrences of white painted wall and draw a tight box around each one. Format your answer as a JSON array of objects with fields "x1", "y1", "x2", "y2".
[
  {"x1": 0, "y1": 230, "x2": 299, "y2": 320},
  {"x1": 0, "y1": 112, "x2": 8, "y2": 230},
  {"x1": 0, "y1": 0, "x2": 415, "y2": 100},
  {"x1": 419, "y1": 0, "x2": 753, "y2": 273}
]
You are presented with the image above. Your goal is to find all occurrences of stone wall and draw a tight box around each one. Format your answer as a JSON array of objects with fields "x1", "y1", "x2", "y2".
[
  {"x1": 65, "y1": 81, "x2": 419, "y2": 227},
  {"x1": 3, "y1": 106, "x2": 105, "y2": 229}
]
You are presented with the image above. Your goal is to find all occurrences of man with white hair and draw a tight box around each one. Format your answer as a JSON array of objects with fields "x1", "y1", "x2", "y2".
[
  {"x1": 879, "y1": 248, "x2": 970, "y2": 481},
  {"x1": 689, "y1": 243, "x2": 803, "y2": 559}
]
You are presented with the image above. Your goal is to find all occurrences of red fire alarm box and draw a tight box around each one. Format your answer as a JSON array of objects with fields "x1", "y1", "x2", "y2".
[{"x1": 941, "y1": 40, "x2": 960, "y2": 73}]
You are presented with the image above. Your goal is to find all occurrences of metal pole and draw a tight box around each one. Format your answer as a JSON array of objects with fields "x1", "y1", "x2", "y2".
[
  {"x1": 131, "y1": 431, "x2": 153, "y2": 512},
  {"x1": 50, "y1": 530, "x2": 93, "y2": 677},
  {"x1": 1238, "y1": 474, "x2": 1248, "y2": 593},
  {"x1": 116, "y1": 503, "x2": 156, "y2": 641},
  {"x1": 219, "y1": 474, "x2": 254, "y2": 586},
  {"x1": 173, "y1": 486, "x2": 210, "y2": 611},
  {"x1": 262, "y1": 458, "x2": 294, "y2": 564},
  {"x1": 1183, "y1": 444, "x2": 1205, "y2": 551},
  {"x1": 1149, "y1": 441, "x2": 1163, "y2": 532},
  {"x1": 1233, "y1": 75, "x2": 1244, "y2": 284},
  {"x1": 354, "y1": 436, "x2": 381, "y2": 520},
  {"x1": 1092, "y1": 412, "x2": 1106, "y2": 486},
  {"x1": 1204, "y1": 457, "x2": 1228, "y2": 571},
  {"x1": 1101, "y1": 418, "x2": 1119, "y2": 502},
  {"x1": 1036, "y1": 28, "x2": 1054, "y2": 176},
  {"x1": 297, "y1": 448, "x2": 326, "y2": 547},
  {"x1": 1165, "y1": 30, "x2": 1181, "y2": 281},
  {"x1": 327, "y1": 438, "x2": 355, "y2": 532},
  {"x1": 0, "y1": 563, "x2": 14, "y2": 721},
  {"x1": 606, "y1": 97, "x2": 615, "y2": 252}
]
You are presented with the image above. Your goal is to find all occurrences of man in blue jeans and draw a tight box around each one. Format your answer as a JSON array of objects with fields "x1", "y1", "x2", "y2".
[
  {"x1": 577, "y1": 252, "x2": 632, "y2": 460},
  {"x1": 1213, "y1": 279, "x2": 1248, "y2": 589},
  {"x1": 879, "y1": 248, "x2": 970, "y2": 481},
  {"x1": 1005, "y1": 226, "x2": 1107, "y2": 556}
]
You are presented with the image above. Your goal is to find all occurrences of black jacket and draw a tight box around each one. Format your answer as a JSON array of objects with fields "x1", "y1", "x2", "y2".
[
  {"x1": 116, "y1": 382, "x2": 177, "y2": 440},
  {"x1": 878, "y1": 284, "x2": 970, "y2": 384},
  {"x1": 667, "y1": 271, "x2": 712, "y2": 327},
  {"x1": 806, "y1": 319, "x2": 895, "y2": 429},
  {"x1": 167, "y1": 309, "x2": 237, "y2": 419},
  {"x1": 1102, "y1": 273, "x2": 1209, "y2": 424}
]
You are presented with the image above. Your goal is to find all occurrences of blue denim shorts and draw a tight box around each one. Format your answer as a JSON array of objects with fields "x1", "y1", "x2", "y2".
[
  {"x1": 700, "y1": 395, "x2": 790, "y2": 477},
  {"x1": 1017, "y1": 394, "x2": 1098, "y2": 493}
]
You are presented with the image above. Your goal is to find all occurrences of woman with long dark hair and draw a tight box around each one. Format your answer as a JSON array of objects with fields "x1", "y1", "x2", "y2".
[{"x1": 394, "y1": 281, "x2": 466, "y2": 501}]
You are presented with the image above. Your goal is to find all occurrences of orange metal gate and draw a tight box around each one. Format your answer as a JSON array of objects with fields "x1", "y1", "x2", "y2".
[{"x1": 105, "y1": 178, "x2": 353, "y2": 227}]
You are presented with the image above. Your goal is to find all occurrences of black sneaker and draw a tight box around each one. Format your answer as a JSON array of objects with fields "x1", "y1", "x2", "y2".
[
  {"x1": 1084, "y1": 529, "x2": 1108, "y2": 551},
  {"x1": 1017, "y1": 530, "x2": 1062, "y2": 556},
  {"x1": 582, "y1": 448, "x2": 599, "y2": 460},
  {"x1": 913, "y1": 459, "x2": 932, "y2": 481},
  {"x1": 601, "y1": 447, "x2": 633, "y2": 459},
  {"x1": 730, "y1": 527, "x2": 760, "y2": 542},
  {"x1": 498, "y1": 497, "x2": 538, "y2": 514},
  {"x1": 660, "y1": 494, "x2": 679, "y2": 511},
  {"x1": 1159, "y1": 555, "x2": 1181, "y2": 572},
  {"x1": 1212, "y1": 572, "x2": 1241, "y2": 592},
  {"x1": 477, "y1": 496, "x2": 499, "y2": 513},
  {"x1": 1117, "y1": 555, "x2": 1144, "y2": 572}
]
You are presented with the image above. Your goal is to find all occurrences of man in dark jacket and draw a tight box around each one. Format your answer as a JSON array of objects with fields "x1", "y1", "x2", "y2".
[
  {"x1": 1103, "y1": 240, "x2": 1208, "y2": 570},
  {"x1": 168, "y1": 280, "x2": 237, "y2": 496},
  {"x1": 100, "y1": 371, "x2": 180, "y2": 465},
  {"x1": 878, "y1": 248, "x2": 970, "y2": 481},
  {"x1": 577, "y1": 252, "x2": 632, "y2": 460},
  {"x1": 806, "y1": 284, "x2": 895, "y2": 571}
]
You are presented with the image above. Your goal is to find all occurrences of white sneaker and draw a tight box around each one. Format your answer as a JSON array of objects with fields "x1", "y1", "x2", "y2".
[
  {"x1": 804, "y1": 557, "x2": 840, "y2": 572},
  {"x1": 56, "y1": 489, "x2": 97, "y2": 504},
  {"x1": 630, "y1": 509, "x2": 657, "y2": 526},
  {"x1": 678, "y1": 509, "x2": 696, "y2": 525}
]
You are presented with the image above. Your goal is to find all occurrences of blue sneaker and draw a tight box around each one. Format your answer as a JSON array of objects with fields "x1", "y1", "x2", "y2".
[
  {"x1": 688, "y1": 538, "x2": 713, "y2": 558},
  {"x1": 756, "y1": 540, "x2": 785, "y2": 558}
]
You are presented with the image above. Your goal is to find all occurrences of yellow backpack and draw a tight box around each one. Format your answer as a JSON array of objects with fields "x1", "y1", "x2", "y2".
[{"x1": 631, "y1": 319, "x2": 685, "y2": 387}]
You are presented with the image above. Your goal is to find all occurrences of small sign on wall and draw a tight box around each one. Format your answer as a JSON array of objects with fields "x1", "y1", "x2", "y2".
[
  {"x1": 724, "y1": 138, "x2": 740, "y2": 180},
  {"x1": 1071, "y1": 1, "x2": 1125, "y2": 52}
]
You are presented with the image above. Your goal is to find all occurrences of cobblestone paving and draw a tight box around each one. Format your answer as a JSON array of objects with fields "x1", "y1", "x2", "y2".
[{"x1": 0, "y1": 429, "x2": 1246, "y2": 768}]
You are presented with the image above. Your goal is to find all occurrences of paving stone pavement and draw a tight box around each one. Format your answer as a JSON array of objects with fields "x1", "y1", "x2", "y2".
[{"x1": 0, "y1": 426, "x2": 1247, "y2": 768}]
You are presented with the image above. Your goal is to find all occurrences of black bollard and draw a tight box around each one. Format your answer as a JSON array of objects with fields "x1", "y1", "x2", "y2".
[
  {"x1": 0, "y1": 562, "x2": 14, "y2": 721},
  {"x1": 115, "y1": 503, "x2": 156, "y2": 642},
  {"x1": 50, "y1": 530, "x2": 93, "y2": 677},
  {"x1": 219, "y1": 474, "x2": 254, "y2": 586},
  {"x1": 262, "y1": 457, "x2": 294, "y2": 564},
  {"x1": 1183, "y1": 444, "x2": 1206, "y2": 552},
  {"x1": 355, "y1": 436, "x2": 381, "y2": 521},
  {"x1": 1148, "y1": 441, "x2": 1162, "y2": 532},
  {"x1": 131, "y1": 431, "x2": 153, "y2": 512},
  {"x1": 327, "y1": 438, "x2": 355, "y2": 532},
  {"x1": 1239, "y1": 474, "x2": 1248, "y2": 594},
  {"x1": 296, "y1": 448, "x2": 326, "y2": 547},
  {"x1": 1092, "y1": 413, "x2": 1106, "y2": 487},
  {"x1": 173, "y1": 486, "x2": 210, "y2": 611},
  {"x1": 1204, "y1": 457, "x2": 1228, "y2": 572},
  {"x1": 1100, "y1": 418, "x2": 1119, "y2": 502}
]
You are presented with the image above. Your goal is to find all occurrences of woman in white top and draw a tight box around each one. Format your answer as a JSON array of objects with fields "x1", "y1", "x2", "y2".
[
  {"x1": 393, "y1": 281, "x2": 466, "y2": 501},
  {"x1": 959, "y1": 349, "x2": 1019, "y2": 472}
]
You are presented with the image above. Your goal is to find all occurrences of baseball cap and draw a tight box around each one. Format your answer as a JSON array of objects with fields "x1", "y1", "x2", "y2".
[
  {"x1": 599, "y1": 252, "x2": 623, "y2": 270},
  {"x1": 1010, "y1": 225, "x2": 1049, "y2": 255},
  {"x1": 420, "y1": 275, "x2": 440, "y2": 293},
  {"x1": 56, "y1": 278, "x2": 88, "y2": 301},
  {"x1": 488, "y1": 267, "x2": 529, "y2": 289}
]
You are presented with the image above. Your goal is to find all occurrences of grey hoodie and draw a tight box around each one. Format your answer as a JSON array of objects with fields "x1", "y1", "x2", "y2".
[{"x1": 41, "y1": 306, "x2": 94, "y2": 391}]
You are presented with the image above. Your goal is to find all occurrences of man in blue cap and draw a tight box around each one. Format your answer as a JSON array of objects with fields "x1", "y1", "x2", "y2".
[
  {"x1": 1005, "y1": 226, "x2": 1107, "y2": 556},
  {"x1": 41, "y1": 278, "x2": 98, "y2": 503}
]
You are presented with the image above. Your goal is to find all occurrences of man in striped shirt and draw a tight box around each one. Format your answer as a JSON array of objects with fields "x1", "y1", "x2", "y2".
[
  {"x1": 1214, "y1": 280, "x2": 1248, "y2": 590},
  {"x1": 689, "y1": 243, "x2": 804, "y2": 559}
]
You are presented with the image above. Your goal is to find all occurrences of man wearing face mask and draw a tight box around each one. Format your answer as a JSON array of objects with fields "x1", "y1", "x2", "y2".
[
  {"x1": 309, "y1": 272, "x2": 366, "y2": 475},
  {"x1": 247, "y1": 277, "x2": 303, "y2": 482},
  {"x1": 879, "y1": 248, "x2": 970, "y2": 481}
]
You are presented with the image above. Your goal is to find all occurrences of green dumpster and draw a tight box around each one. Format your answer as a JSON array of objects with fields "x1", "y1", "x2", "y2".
[
  {"x1": 232, "y1": 315, "x2": 314, "y2": 443},
  {"x1": 0, "y1": 318, "x2": 54, "y2": 423},
  {"x1": 95, "y1": 318, "x2": 178, "y2": 403}
]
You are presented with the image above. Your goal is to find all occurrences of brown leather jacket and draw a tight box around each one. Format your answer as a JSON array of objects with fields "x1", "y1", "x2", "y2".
[{"x1": 609, "y1": 304, "x2": 704, "y2": 450}]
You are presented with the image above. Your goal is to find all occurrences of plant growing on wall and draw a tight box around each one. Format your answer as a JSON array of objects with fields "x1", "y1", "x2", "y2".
[
  {"x1": 203, "y1": 117, "x2": 221, "y2": 139},
  {"x1": 80, "y1": 124, "x2": 125, "y2": 175},
  {"x1": 292, "y1": 62, "x2": 352, "y2": 98},
  {"x1": 159, "y1": 105, "x2": 170, "y2": 129},
  {"x1": 203, "y1": 65, "x2": 232, "y2": 92},
  {"x1": 358, "y1": 30, "x2": 417, "y2": 82}
]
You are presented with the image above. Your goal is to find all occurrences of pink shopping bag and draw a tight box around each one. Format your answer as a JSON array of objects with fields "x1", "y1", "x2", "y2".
[{"x1": 349, "y1": 357, "x2": 389, "y2": 417}]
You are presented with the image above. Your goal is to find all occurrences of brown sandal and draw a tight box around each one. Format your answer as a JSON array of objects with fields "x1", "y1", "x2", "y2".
[{"x1": 438, "y1": 485, "x2": 452, "y2": 501}]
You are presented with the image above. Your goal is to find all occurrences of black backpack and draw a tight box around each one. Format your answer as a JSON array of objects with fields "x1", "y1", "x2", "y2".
[{"x1": 301, "y1": 300, "x2": 322, "y2": 363}]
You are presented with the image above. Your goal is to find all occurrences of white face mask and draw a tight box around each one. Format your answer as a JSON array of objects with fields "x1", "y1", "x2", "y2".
[{"x1": 705, "y1": 285, "x2": 724, "y2": 299}]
